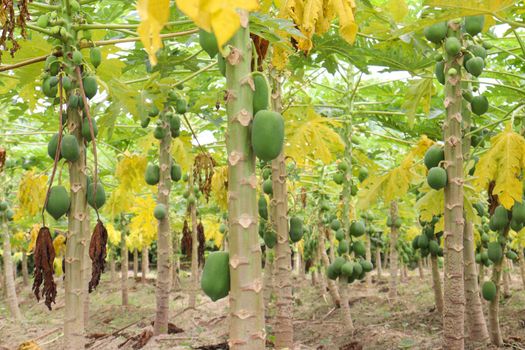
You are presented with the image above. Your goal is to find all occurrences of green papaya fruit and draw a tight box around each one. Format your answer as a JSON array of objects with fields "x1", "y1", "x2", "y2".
[
  {"x1": 424, "y1": 225, "x2": 435, "y2": 240},
  {"x1": 475, "y1": 253, "x2": 482, "y2": 264},
  {"x1": 333, "y1": 172, "x2": 344, "y2": 185},
  {"x1": 353, "y1": 241, "x2": 366, "y2": 257},
  {"x1": 418, "y1": 234, "x2": 429, "y2": 249},
  {"x1": 62, "y1": 76, "x2": 72, "y2": 91},
  {"x1": 262, "y1": 178, "x2": 273, "y2": 195},
  {"x1": 47, "y1": 133, "x2": 62, "y2": 160},
  {"x1": 169, "y1": 115, "x2": 181, "y2": 132},
  {"x1": 141, "y1": 118, "x2": 150, "y2": 128},
  {"x1": 145, "y1": 164, "x2": 160, "y2": 185},
  {"x1": 465, "y1": 56, "x2": 484, "y2": 77},
  {"x1": 412, "y1": 235, "x2": 420, "y2": 250},
  {"x1": 351, "y1": 184, "x2": 358, "y2": 196},
  {"x1": 154, "y1": 204, "x2": 167, "y2": 220},
  {"x1": 352, "y1": 260, "x2": 363, "y2": 278},
  {"x1": 170, "y1": 164, "x2": 182, "y2": 182},
  {"x1": 445, "y1": 37, "x2": 461, "y2": 56},
  {"x1": 427, "y1": 167, "x2": 447, "y2": 190},
  {"x1": 481, "y1": 280, "x2": 496, "y2": 301},
  {"x1": 201, "y1": 251, "x2": 230, "y2": 301},
  {"x1": 0, "y1": 201, "x2": 7, "y2": 211},
  {"x1": 512, "y1": 201, "x2": 525, "y2": 223},
  {"x1": 423, "y1": 22, "x2": 448, "y2": 44},
  {"x1": 176, "y1": 99, "x2": 187, "y2": 114},
  {"x1": 154, "y1": 124, "x2": 167, "y2": 140},
  {"x1": 5, "y1": 209, "x2": 14, "y2": 221},
  {"x1": 358, "y1": 167, "x2": 368, "y2": 182},
  {"x1": 330, "y1": 219, "x2": 341, "y2": 231},
  {"x1": 87, "y1": 181, "x2": 106, "y2": 209},
  {"x1": 72, "y1": 51, "x2": 83, "y2": 65},
  {"x1": 69, "y1": 94, "x2": 80, "y2": 109},
  {"x1": 82, "y1": 76, "x2": 98, "y2": 99},
  {"x1": 219, "y1": 223, "x2": 227, "y2": 234},
  {"x1": 429, "y1": 240, "x2": 440, "y2": 256},
  {"x1": 360, "y1": 260, "x2": 373, "y2": 272},
  {"x1": 320, "y1": 200, "x2": 330, "y2": 211},
  {"x1": 462, "y1": 90, "x2": 474, "y2": 102},
  {"x1": 506, "y1": 250, "x2": 518, "y2": 261},
  {"x1": 350, "y1": 221, "x2": 365, "y2": 237},
  {"x1": 465, "y1": 15, "x2": 485, "y2": 37},
  {"x1": 473, "y1": 202, "x2": 485, "y2": 217},
  {"x1": 253, "y1": 74, "x2": 269, "y2": 114},
  {"x1": 471, "y1": 95, "x2": 489, "y2": 115},
  {"x1": 262, "y1": 168, "x2": 272, "y2": 180},
  {"x1": 199, "y1": 29, "x2": 219, "y2": 58},
  {"x1": 81, "y1": 117, "x2": 98, "y2": 141},
  {"x1": 492, "y1": 205, "x2": 509, "y2": 230},
  {"x1": 42, "y1": 77, "x2": 58, "y2": 98},
  {"x1": 337, "y1": 239, "x2": 349, "y2": 255},
  {"x1": 251, "y1": 110, "x2": 285, "y2": 162},
  {"x1": 335, "y1": 228, "x2": 345, "y2": 241},
  {"x1": 289, "y1": 216, "x2": 303, "y2": 243},
  {"x1": 424, "y1": 145, "x2": 444, "y2": 169},
  {"x1": 60, "y1": 134, "x2": 80, "y2": 161},
  {"x1": 149, "y1": 105, "x2": 159, "y2": 117},
  {"x1": 435, "y1": 61, "x2": 445, "y2": 85},
  {"x1": 90, "y1": 47, "x2": 102, "y2": 68},
  {"x1": 510, "y1": 218, "x2": 523, "y2": 232},
  {"x1": 37, "y1": 14, "x2": 49, "y2": 27},
  {"x1": 338, "y1": 161, "x2": 348, "y2": 172},
  {"x1": 264, "y1": 229, "x2": 277, "y2": 248},
  {"x1": 340, "y1": 262, "x2": 354, "y2": 277},
  {"x1": 468, "y1": 45, "x2": 487, "y2": 59},
  {"x1": 48, "y1": 76, "x2": 59, "y2": 87},
  {"x1": 487, "y1": 241, "x2": 503, "y2": 263},
  {"x1": 46, "y1": 185, "x2": 70, "y2": 220},
  {"x1": 326, "y1": 263, "x2": 339, "y2": 280},
  {"x1": 258, "y1": 196, "x2": 268, "y2": 220}
]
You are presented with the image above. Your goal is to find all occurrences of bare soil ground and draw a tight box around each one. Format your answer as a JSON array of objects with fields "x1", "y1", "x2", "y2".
[{"x1": 1, "y1": 269, "x2": 525, "y2": 349}]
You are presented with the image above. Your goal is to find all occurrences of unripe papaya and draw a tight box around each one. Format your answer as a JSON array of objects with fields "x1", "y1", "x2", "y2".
[
  {"x1": 62, "y1": 76, "x2": 72, "y2": 91},
  {"x1": 251, "y1": 110, "x2": 285, "y2": 162},
  {"x1": 492, "y1": 205, "x2": 509, "y2": 230},
  {"x1": 69, "y1": 94, "x2": 80, "y2": 109},
  {"x1": 60, "y1": 134, "x2": 80, "y2": 161},
  {"x1": 333, "y1": 172, "x2": 344, "y2": 185},
  {"x1": 512, "y1": 201, "x2": 525, "y2": 223},
  {"x1": 264, "y1": 229, "x2": 277, "y2": 248},
  {"x1": 360, "y1": 260, "x2": 373, "y2": 272},
  {"x1": 487, "y1": 241, "x2": 503, "y2": 263},
  {"x1": 510, "y1": 218, "x2": 523, "y2": 232},
  {"x1": 340, "y1": 262, "x2": 354, "y2": 277},
  {"x1": 42, "y1": 77, "x2": 58, "y2": 98},
  {"x1": 154, "y1": 124, "x2": 167, "y2": 140},
  {"x1": 352, "y1": 260, "x2": 363, "y2": 277},
  {"x1": 481, "y1": 280, "x2": 496, "y2": 301},
  {"x1": 337, "y1": 239, "x2": 349, "y2": 255},
  {"x1": 335, "y1": 228, "x2": 345, "y2": 241},
  {"x1": 412, "y1": 235, "x2": 420, "y2": 249},
  {"x1": 219, "y1": 223, "x2": 227, "y2": 234},
  {"x1": 82, "y1": 76, "x2": 98, "y2": 99},
  {"x1": 169, "y1": 115, "x2": 181, "y2": 132},
  {"x1": 0, "y1": 201, "x2": 7, "y2": 211},
  {"x1": 465, "y1": 15, "x2": 484, "y2": 36},
  {"x1": 199, "y1": 29, "x2": 219, "y2": 58},
  {"x1": 262, "y1": 168, "x2": 272, "y2": 180},
  {"x1": 170, "y1": 164, "x2": 182, "y2": 182},
  {"x1": 468, "y1": 45, "x2": 487, "y2": 59},
  {"x1": 145, "y1": 164, "x2": 160, "y2": 185},
  {"x1": 423, "y1": 22, "x2": 448, "y2": 44},
  {"x1": 72, "y1": 50, "x2": 83, "y2": 65},
  {"x1": 46, "y1": 185, "x2": 70, "y2": 220},
  {"x1": 201, "y1": 251, "x2": 230, "y2": 301},
  {"x1": 176, "y1": 99, "x2": 187, "y2": 114},
  {"x1": 429, "y1": 240, "x2": 440, "y2": 255},
  {"x1": 87, "y1": 181, "x2": 106, "y2": 209},
  {"x1": 330, "y1": 219, "x2": 341, "y2": 231},
  {"x1": 149, "y1": 105, "x2": 159, "y2": 117},
  {"x1": 81, "y1": 117, "x2": 98, "y2": 141},
  {"x1": 418, "y1": 234, "x2": 429, "y2": 249},
  {"x1": 358, "y1": 167, "x2": 368, "y2": 182},
  {"x1": 262, "y1": 178, "x2": 273, "y2": 195},
  {"x1": 47, "y1": 133, "x2": 62, "y2": 160},
  {"x1": 326, "y1": 263, "x2": 339, "y2": 280},
  {"x1": 90, "y1": 47, "x2": 102, "y2": 68},
  {"x1": 435, "y1": 61, "x2": 445, "y2": 85},
  {"x1": 353, "y1": 241, "x2": 366, "y2": 257},
  {"x1": 445, "y1": 37, "x2": 461, "y2": 56},
  {"x1": 253, "y1": 74, "x2": 269, "y2": 114},
  {"x1": 506, "y1": 250, "x2": 518, "y2": 261},
  {"x1": 350, "y1": 221, "x2": 365, "y2": 237},
  {"x1": 424, "y1": 145, "x2": 444, "y2": 169},
  {"x1": 154, "y1": 204, "x2": 167, "y2": 220},
  {"x1": 338, "y1": 161, "x2": 348, "y2": 172},
  {"x1": 258, "y1": 196, "x2": 268, "y2": 220},
  {"x1": 141, "y1": 118, "x2": 150, "y2": 128},
  {"x1": 289, "y1": 216, "x2": 303, "y2": 243},
  {"x1": 465, "y1": 56, "x2": 484, "y2": 77},
  {"x1": 471, "y1": 95, "x2": 489, "y2": 115},
  {"x1": 37, "y1": 14, "x2": 49, "y2": 28},
  {"x1": 427, "y1": 167, "x2": 447, "y2": 190}
]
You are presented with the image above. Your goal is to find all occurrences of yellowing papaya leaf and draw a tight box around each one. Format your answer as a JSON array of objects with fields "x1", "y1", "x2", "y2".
[
  {"x1": 128, "y1": 196, "x2": 157, "y2": 250},
  {"x1": 115, "y1": 153, "x2": 147, "y2": 192},
  {"x1": 14, "y1": 170, "x2": 48, "y2": 221},
  {"x1": 171, "y1": 134, "x2": 194, "y2": 173},
  {"x1": 27, "y1": 224, "x2": 39, "y2": 254},
  {"x1": 53, "y1": 235, "x2": 66, "y2": 258},
  {"x1": 202, "y1": 217, "x2": 223, "y2": 248},
  {"x1": 106, "y1": 223, "x2": 122, "y2": 246},
  {"x1": 176, "y1": 0, "x2": 259, "y2": 48},
  {"x1": 473, "y1": 123, "x2": 525, "y2": 209},
  {"x1": 137, "y1": 0, "x2": 170, "y2": 66},
  {"x1": 331, "y1": 0, "x2": 358, "y2": 45},
  {"x1": 386, "y1": 0, "x2": 408, "y2": 21},
  {"x1": 402, "y1": 78, "x2": 433, "y2": 128},
  {"x1": 211, "y1": 165, "x2": 228, "y2": 211}
]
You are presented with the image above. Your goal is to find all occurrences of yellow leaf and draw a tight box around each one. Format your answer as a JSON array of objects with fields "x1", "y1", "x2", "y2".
[
  {"x1": 128, "y1": 196, "x2": 158, "y2": 250},
  {"x1": 171, "y1": 134, "x2": 194, "y2": 173},
  {"x1": 176, "y1": 0, "x2": 259, "y2": 48},
  {"x1": 53, "y1": 235, "x2": 66, "y2": 258},
  {"x1": 473, "y1": 123, "x2": 525, "y2": 209},
  {"x1": 137, "y1": 0, "x2": 170, "y2": 66},
  {"x1": 331, "y1": 0, "x2": 358, "y2": 44},
  {"x1": 14, "y1": 170, "x2": 48, "y2": 221},
  {"x1": 211, "y1": 166, "x2": 228, "y2": 211},
  {"x1": 27, "y1": 224, "x2": 39, "y2": 254},
  {"x1": 202, "y1": 217, "x2": 224, "y2": 248},
  {"x1": 386, "y1": 0, "x2": 408, "y2": 21},
  {"x1": 106, "y1": 223, "x2": 122, "y2": 246}
]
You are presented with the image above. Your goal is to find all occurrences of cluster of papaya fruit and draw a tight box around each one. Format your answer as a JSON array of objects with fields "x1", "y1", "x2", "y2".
[
  {"x1": 0, "y1": 200, "x2": 15, "y2": 222},
  {"x1": 182, "y1": 180, "x2": 202, "y2": 207},
  {"x1": 425, "y1": 16, "x2": 491, "y2": 116},
  {"x1": 424, "y1": 145, "x2": 447, "y2": 190},
  {"x1": 142, "y1": 92, "x2": 186, "y2": 138},
  {"x1": 412, "y1": 216, "x2": 444, "y2": 258},
  {"x1": 35, "y1": 0, "x2": 91, "y2": 45}
]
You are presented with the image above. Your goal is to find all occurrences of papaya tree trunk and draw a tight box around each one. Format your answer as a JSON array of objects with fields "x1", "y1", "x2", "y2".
[
  {"x1": 172, "y1": 234, "x2": 181, "y2": 291},
  {"x1": 154, "y1": 113, "x2": 172, "y2": 335},
  {"x1": 388, "y1": 201, "x2": 398, "y2": 301},
  {"x1": 188, "y1": 172, "x2": 198, "y2": 309},
  {"x1": 431, "y1": 256, "x2": 444, "y2": 315},
  {"x1": 64, "y1": 107, "x2": 87, "y2": 349},
  {"x1": 502, "y1": 258, "x2": 511, "y2": 298},
  {"x1": 489, "y1": 257, "x2": 504, "y2": 346},
  {"x1": 141, "y1": 247, "x2": 148, "y2": 284},
  {"x1": 225, "y1": 16, "x2": 265, "y2": 349},
  {"x1": 418, "y1": 258, "x2": 424, "y2": 280},
  {"x1": 133, "y1": 249, "x2": 138, "y2": 280},
  {"x1": 0, "y1": 257, "x2": 6, "y2": 297},
  {"x1": 376, "y1": 249, "x2": 382, "y2": 280},
  {"x1": 443, "y1": 21, "x2": 465, "y2": 350},
  {"x1": 263, "y1": 251, "x2": 274, "y2": 307},
  {"x1": 109, "y1": 253, "x2": 116, "y2": 284},
  {"x1": 83, "y1": 217, "x2": 91, "y2": 327},
  {"x1": 318, "y1": 224, "x2": 341, "y2": 307},
  {"x1": 338, "y1": 276, "x2": 354, "y2": 331},
  {"x1": 365, "y1": 235, "x2": 372, "y2": 287},
  {"x1": 2, "y1": 213, "x2": 22, "y2": 321},
  {"x1": 519, "y1": 249, "x2": 525, "y2": 290},
  {"x1": 22, "y1": 251, "x2": 29, "y2": 287},
  {"x1": 270, "y1": 73, "x2": 294, "y2": 349},
  {"x1": 121, "y1": 230, "x2": 128, "y2": 306}
]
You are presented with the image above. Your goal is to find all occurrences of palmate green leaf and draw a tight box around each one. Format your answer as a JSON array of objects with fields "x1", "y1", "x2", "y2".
[{"x1": 402, "y1": 78, "x2": 434, "y2": 128}]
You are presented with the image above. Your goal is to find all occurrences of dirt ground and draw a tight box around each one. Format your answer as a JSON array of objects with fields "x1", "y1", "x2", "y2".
[{"x1": 1, "y1": 268, "x2": 525, "y2": 350}]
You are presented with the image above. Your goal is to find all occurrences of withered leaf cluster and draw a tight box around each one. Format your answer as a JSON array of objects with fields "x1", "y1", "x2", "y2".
[{"x1": 32, "y1": 226, "x2": 57, "y2": 310}]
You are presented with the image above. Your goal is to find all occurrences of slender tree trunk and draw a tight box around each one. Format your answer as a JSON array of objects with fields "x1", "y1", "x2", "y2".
[
  {"x1": 0, "y1": 257, "x2": 5, "y2": 297},
  {"x1": 338, "y1": 277, "x2": 354, "y2": 331},
  {"x1": 376, "y1": 249, "x2": 382, "y2": 280},
  {"x1": 489, "y1": 258, "x2": 503, "y2": 346},
  {"x1": 318, "y1": 226, "x2": 340, "y2": 306},
  {"x1": 154, "y1": 113, "x2": 172, "y2": 335},
  {"x1": 519, "y1": 249, "x2": 525, "y2": 290},
  {"x1": 141, "y1": 247, "x2": 148, "y2": 284},
  {"x1": 388, "y1": 201, "x2": 398, "y2": 301},
  {"x1": 21, "y1": 251, "x2": 29, "y2": 287},
  {"x1": 133, "y1": 249, "x2": 138, "y2": 280},
  {"x1": 431, "y1": 256, "x2": 444, "y2": 315},
  {"x1": 443, "y1": 21, "x2": 465, "y2": 350},
  {"x1": 418, "y1": 258, "x2": 424, "y2": 280},
  {"x1": 311, "y1": 268, "x2": 318, "y2": 286},
  {"x1": 263, "y1": 251, "x2": 274, "y2": 307},
  {"x1": 365, "y1": 235, "x2": 372, "y2": 287},
  {"x1": 83, "y1": 217, "x2": 91, "y2": 327},
  {"x1": 479, "y1": 262, "x2": 485, "y2": 285},
  {"x1": 2, "y1": 214, "x2": 22, "y2": 321},
  {"x1": 463, "y1": 223, "x2": 489, "y2": 343},
  {"x1": 225, "y1": 18, "x2": 265, "y2": 349},
  {"x1": 64, "y1": 107, "x2": 87, "y2": 349},
  {"x1": 172, "y1": 234, "x2": 181, "y2": 291},
  {"x1": 121, "y1": 234, "x2": 128, "y2": 306},
  {"x1": 502, "y1": 258, "x2": 511, "y2": 298},
  {"x1": 270, "y1": 74, "x2": 294, "y2": 349},
  {"x1": 109, "y1": 253, "x2": 116, "y2": 284},
  {"x1": 189, "y1": 173, "x2": 198, "y2": 308}
]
